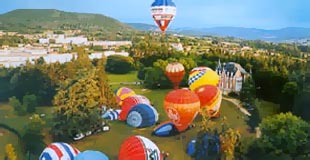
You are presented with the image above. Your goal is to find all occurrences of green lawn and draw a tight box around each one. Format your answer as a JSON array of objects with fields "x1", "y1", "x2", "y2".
[
  {"x1": 0, "y1": 128, "x2": 22, "y2": 160},
  {"x1": 0, "y1": 104, "x2": 54, "y2": 159},
  {"x1": 255, "y1": 99, "x2": 280, "y2": 119},
  {"x1": 0, "y1": 72, "x2": 256, "y2": 160},
  {"x1": 73, "y1": 87, "x2": 253, "y2": 160},
  {"x1": 107, "y1": 71, "x2": 139, "y2": 83}
]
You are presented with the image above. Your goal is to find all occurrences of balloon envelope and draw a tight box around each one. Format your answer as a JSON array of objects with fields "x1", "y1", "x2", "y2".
[
  {"x1": 153, "y1": 120, "x2": 179, "y2": 137},
  {"x1": 119, "y1": 95, "x2": 151, "y2": 121},
  {"x1": 188, "y1": 67, "x2": 220, "y2": 91},
  {"x1": 119, "y1": 135, "x2": 162, "y2": 160},
  {"x1": 195, "y1": 85, "x2": 222, "y2": 118},
  {"x1": 39, "y1": 142, "x2": 80, "y2": 160},
  {"x1": 164, "y1": 89, "x2": 200, "y2": 132},
  {"x1": 126, "y1": 104, "x2": 159, "y2": 128},
  {"x1": 165, "y1": 62, "x2": 185, "y2": 89},
  {"x1": 151, "y1": 0, "x2": 176, "y2": 33},
  {"x1": 75, "y1": 150, "x2": 109, "y2": 160},
  {"x1": 115, "y1": 87, "x2": 136, "y2": 105}
]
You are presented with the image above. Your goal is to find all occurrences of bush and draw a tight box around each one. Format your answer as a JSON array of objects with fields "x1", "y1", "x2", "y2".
[
  {"x1": 228, "y1": 92, "x2": 239, "y2": 98},
  {"x1": 105, "y1": 55, "x2": 134, "y2": 74},
  {"x1": 9, "y1": 96, "x2": 26, "y2": 116}
]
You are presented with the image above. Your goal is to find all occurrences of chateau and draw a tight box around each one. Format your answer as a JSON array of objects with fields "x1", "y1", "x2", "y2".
[{"x1": 215, "y1": 59, "x2": 248, "y2": 94}]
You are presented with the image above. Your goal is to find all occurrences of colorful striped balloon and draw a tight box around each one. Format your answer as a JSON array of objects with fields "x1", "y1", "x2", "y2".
[
  {"x1": 119, "y1": 95, "x2": 151, "y2": 121},
  {"x1": 188, "y1": 67, "x2": 220, "y2": 91},
  {"x1": 194, "y1": 85, "x2": 222, "y2": 118},
  {"x1": 165, "y1": 62, "x2": 185, "y2": 89},
  {"x1": 39, "y1": 142, "x2": 80, "y2": 160},
  {"x1": 115, "y1": 87, "x2": 136, "y2": 106},
  {"x1": 119, "y1": 135, "x2": 162, "y2": 160}
]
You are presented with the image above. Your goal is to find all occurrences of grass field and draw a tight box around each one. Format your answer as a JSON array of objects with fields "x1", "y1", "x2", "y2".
[
  {"x1": 0, "y1": 72, "x2": 278, "y2": 160},
  {"x1": 72, "y1": 86, "x2": 253, "y2": 160},
  {"x1": 255, "y1": 99, "x2": 280, "y2": 119},
  {"x1": 0, "y1": 128, "x2": 22, "y2": 160},
  {"x1": 107, "y1": 71, "x2": 139, "y2": 83}
]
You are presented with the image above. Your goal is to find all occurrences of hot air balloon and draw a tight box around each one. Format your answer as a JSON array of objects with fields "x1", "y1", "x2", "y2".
[
  {"x1": 151, "y1": 0, "x2": 176, "y2": 34},
  {"x1": 186, "y1": 134, "x2": 220, "y2": 158},
  {"x1": 164, "y1": 88, "x2": 200, "y2": 132},
  {"x1": 114, "y1": 87, "x2": 136, "y2": 105},
  {"x1": 126, "y1": 104, "x2": 159, "y2": 128},
  {"x1": 195, "y1": 85, "x2": 222, "y2": 118},
  {"x1": 152, "y1": 120, "x2": 179, "y2": 136},
  {"x1": 188, "y1": 67, "x2": 220, "y2": 91},
  {"x1": 119, "y1": 135, "x2": 162, "y2": 160},
  {"x1": 119, "y1": 95, "x2": 151, "y2": 121},
  {"x1": 75, "y1": 150, "x2": 109, "y2": 160},
  {"x1": 39, "y1": 142, "x2": 80, "y2": 160},
  {"x1": 165, "y1": 62, "x2": 185, "y2": 89}
]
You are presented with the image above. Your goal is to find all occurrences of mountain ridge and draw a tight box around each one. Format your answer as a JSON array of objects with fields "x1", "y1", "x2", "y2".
[{"x1": 0, "y1": 9, "x2": 135, "y2": 33}]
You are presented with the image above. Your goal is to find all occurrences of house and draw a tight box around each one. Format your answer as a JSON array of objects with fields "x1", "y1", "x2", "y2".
[{"x1": 215, "y1": 59, "x2": 248, "y2": 94}]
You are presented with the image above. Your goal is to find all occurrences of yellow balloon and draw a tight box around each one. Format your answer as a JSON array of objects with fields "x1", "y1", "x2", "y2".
[{"x1": 188, "y1": 67, "x2": 220, "y2": 91}]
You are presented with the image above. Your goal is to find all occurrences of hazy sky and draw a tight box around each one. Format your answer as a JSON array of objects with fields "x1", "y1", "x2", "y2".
[{"x1": 1, "y1": 0, "x2": 310, "y2": 29}]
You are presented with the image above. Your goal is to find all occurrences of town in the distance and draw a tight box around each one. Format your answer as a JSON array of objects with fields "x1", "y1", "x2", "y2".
[{"x1": 0, "y1": 0, "x2": 310, "y2": 160}]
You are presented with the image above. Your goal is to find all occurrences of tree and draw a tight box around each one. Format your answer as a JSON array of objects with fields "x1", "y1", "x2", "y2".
[
  {"x1": 256, "y1": 112, "x2": 310, "y2": 158},
  {"x1": 9, "y1": 96, "x2": 26, "y2": 116},
  {"x1": 51, "y1": 70, "x2": 103, "y2": 140},
  {"x1": 5, "y1": 144, "x2": 17, "y2": 160},
  {"x1": 105, "y1": 55, "x2": 134, "y2": 74},
  {"x1": 22, "y1": 94, "x2": 38, "y2": 113},
  {"x1": 280, "y1": 82, "x2": 298, "y2": 112},
  {"x1": 22, "y1": 114, "x2": 46, "y2": 156},
  {"x1": 239, "y1": 76, "x2": 256, "y2": 105}
]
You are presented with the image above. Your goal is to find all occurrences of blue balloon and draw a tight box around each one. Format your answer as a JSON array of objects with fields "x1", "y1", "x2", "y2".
[
  {"x1": 126, "y1": 104, "x2": 158, "y2": 128},
  {"x1": 186, "y1": 139, "x2": 197, "y2": 156},
  {"x1": 152, "y1": 121, "x2": 179, "y2": 137},
  {"x1": 74, "y1": 150, "x2": 109, "y2": 160}
]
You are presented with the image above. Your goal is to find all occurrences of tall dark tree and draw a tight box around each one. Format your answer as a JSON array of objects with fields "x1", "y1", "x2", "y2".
[
  {"x1": 280, "y1": 82, "x2": 298, "y2": 112},
  {"x1": 239, "y1": 76, "x2": 256, "y2": 105}
]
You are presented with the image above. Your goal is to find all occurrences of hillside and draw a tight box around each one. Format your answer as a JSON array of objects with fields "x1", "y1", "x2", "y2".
[
  {"x1": 0, "y1": 9, "x2": 135, "y2": 33},
  {"x1": 126, "y1": 23, "x2": 158, "y2": 31},
  {"x1": 175, "y1": 27, "x2": 310, "y2": 42}
]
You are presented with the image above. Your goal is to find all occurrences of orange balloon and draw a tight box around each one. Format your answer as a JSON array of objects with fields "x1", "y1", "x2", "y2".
[{"x1": 164, "y1": 88, "x2": 200, "y2": 132}]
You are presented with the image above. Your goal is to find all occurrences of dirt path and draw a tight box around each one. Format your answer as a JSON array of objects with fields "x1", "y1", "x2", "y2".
[{"x1": 223, "y1": 97, "x2": 252, "y2": 116}]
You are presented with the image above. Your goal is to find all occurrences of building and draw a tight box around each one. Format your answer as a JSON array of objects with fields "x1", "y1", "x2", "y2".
[{"x1": 215, "y1": 59, "x2": 248, "y2": 94}]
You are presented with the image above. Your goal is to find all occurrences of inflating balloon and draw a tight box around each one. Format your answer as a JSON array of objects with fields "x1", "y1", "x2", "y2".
[
  {"x1": 75, "y1": 150, "x2": 109, "y2": 160},
  {"x1": 186, "y1": 134, "x2": 220, "y2": 158},
  {"x1": 165, "y1": 62, "x2": 185, "y2": 89},
  {"x1": 119, "y1": 95, "x2": 151, "y2": 121},
  {"x1": 194, "y1": 85, "x2": 222, "y2": 118},
  {"x1": 153, "y1": 120, "x2": 178, "y2": 137},
  {"x1": 119, "y1": 135, "x2": 162, "y2": 160},
  {"x1": 164, "y1": 89, "x2": 200, "y2": 132},
  {"x1": 126, "y1": 104, "x2": 158, "y2": 128},
  {"x1": 151, "y1": 0, "x2": 176, "y2": 34},
  {"x1": 39, "y1": 142, "x2": 80, "y2": 160},
  {"x1": 114, "y1": 87, "x2": 136, "y2": 105},
  {"x1": 188, "y1": 67, "x2": 220, "y2": 91},
  {"x1": 102, "y1": 109, "x2": 121, "y2": 121}
]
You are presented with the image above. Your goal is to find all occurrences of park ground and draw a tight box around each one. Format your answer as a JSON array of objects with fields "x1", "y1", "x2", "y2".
[{"x1": 0, "y1": 71, "x2": 279, "y2": 160}]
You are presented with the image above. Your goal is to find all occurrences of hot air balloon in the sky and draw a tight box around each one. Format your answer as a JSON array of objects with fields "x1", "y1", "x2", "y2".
[
  {"x1": 151, "y1": 0, "x2": 176, "y2": 34},
  {"x1": 164, "y1": 88, "x2": 200, "y2": 132},
  {"x1": 195, "y1": 85, "x2": 222, "y2": 118},
  {"x1": 188, "y1": 67, "x2": 220, "y2": 91},
  {"x1": 165, "y1": 62, "x2": 185, "y2": 89},
  {"x1": 119, "y1": 135, "x2": 162, "y2": 160}
]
